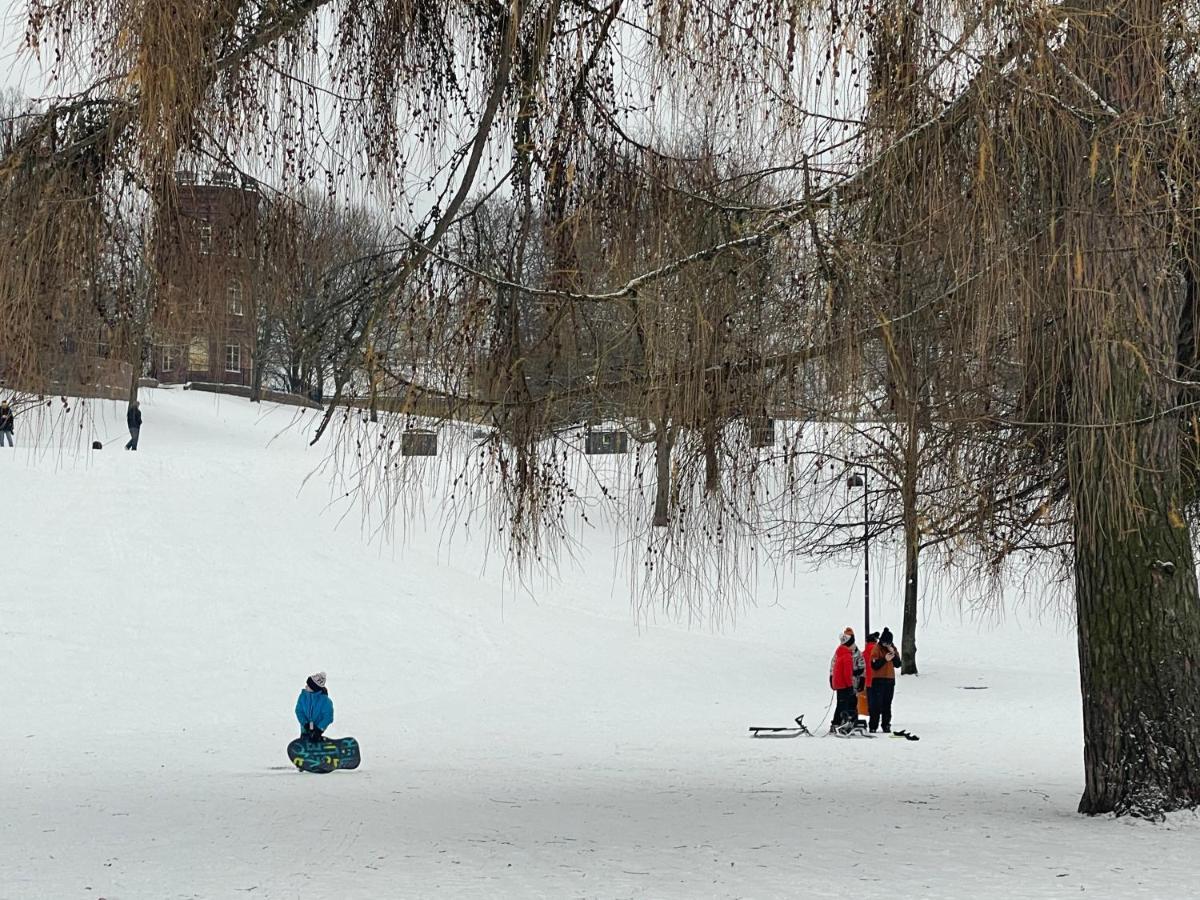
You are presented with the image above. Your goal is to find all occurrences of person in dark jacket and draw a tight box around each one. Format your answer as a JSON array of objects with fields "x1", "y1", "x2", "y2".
[
  {"x1": 862, "y1": 631, "x2": 879, "y2": 720},
  {"x1": 124, "y1": 400, "x2": 142, "y2": 450},
  {"x1": 829, "y1": 628, "x2": 860, "y2": 733},
  {"x1": 0, "y1": 400, "x2": 13, "y2": 447},
  {"x1": 867, "y1": 627, "x2": 903, "y2": 732},
  {"x1": 295, "y1": 671, "x2": 334, "y2": 741}
]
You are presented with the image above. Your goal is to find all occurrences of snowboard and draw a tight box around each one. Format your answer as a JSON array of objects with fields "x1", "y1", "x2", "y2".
[{"x1": 287, "y1": 736, "x2": 361, "y2": 773}]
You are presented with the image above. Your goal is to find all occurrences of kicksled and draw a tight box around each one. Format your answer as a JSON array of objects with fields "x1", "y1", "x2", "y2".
[{"x1": 748, "y1": 716, "x2": 919, "y2": 740}]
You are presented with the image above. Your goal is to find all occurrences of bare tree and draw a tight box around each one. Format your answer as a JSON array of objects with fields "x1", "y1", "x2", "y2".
[{"x1": 252, "y1": 191, "x2": 391, "y2": 403}]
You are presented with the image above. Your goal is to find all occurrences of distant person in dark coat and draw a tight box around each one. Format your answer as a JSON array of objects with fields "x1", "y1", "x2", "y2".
[
  {"x1": 125, "y1": 400, "x2": 142, "y2": 450},
  {"x1": 0, "y1": 400, "x2": 13, "y2": 447},
  {"x1": 868, "y1": 627, "x2": 903, "y2": 732}
]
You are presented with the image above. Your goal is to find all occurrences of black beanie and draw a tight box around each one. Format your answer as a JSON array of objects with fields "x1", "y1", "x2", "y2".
[{"x1": 880, "y1": 628, "x2": 894, "y2": 645}]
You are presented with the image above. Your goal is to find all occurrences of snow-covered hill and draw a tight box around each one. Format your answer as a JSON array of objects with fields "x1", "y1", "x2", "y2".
[{"x1": 1, "y1": 389, "x2": 1195, "y2": 899}]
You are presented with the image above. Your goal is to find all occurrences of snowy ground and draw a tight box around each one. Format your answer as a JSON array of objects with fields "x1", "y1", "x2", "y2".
[{"x1": 2, "y1": 389, "x2": 1196, "y2": 899}]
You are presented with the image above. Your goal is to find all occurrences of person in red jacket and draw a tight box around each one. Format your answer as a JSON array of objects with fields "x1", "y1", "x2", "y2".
[{"x1": 829, "y1": 628, "x2": 859, "y2": 733}]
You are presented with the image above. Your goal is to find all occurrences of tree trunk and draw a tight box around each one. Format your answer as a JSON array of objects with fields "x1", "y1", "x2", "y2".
[
  {"x1": 1072, "y1": 491, "x2": 1200, "y2": 816},
  {"x1": 900, "y1": 544, "x2": 918, "y2": 674},
  {"x1": 653, "y1": 421, "x2": 676, "y2": 527},
  {"x1": 703, "y1": 420, "x2": 719, "y2": 493},
  {"x1": 868, "y1": 0, "x2": 924, "y2": 673},
  {"x1": 250, "y1": 322, "x2": 269, "y2": 403},
  {"x1": 1060, "y1": 0, "x2": 1200, "y2": 817},
  {"x1": 367, "y1": 343, "x2": 380, "y2": 423},
  {"x1": 251, "y1": 348, "x2": 266, "y2": 402},
  {"x1": 126, "y1": 328, "x2": 142, "y2": 406},
  {"x1": 300, "y1": 360, "x2": 312, "y2": 397},
  {"x1": 127, "y1": 359, "x2": 139, "y2": 406}
]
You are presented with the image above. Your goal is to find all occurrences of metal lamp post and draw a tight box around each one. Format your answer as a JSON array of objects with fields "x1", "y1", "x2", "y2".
[{"x1": 846, "y1": 470, "x2": 869, "y2": 637}]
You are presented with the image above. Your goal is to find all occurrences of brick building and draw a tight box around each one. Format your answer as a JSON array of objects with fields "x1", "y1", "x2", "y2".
[{"x1": 150, "y1": 170, "x2": 260, "y2": 386}]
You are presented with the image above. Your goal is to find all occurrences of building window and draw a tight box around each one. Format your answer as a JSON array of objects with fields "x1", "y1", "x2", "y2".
[
  {"x1": 189, "y1": 337, "x2": 209, "y2": 370},
  {"x1": 162, "y1": 346, "x2": 178, "y2": 371},
  {"x1": 227, "y1": 279, "x2": 244, "y2": 316},
  {"x1": 225, "y1": 344, "x2": 241, "y2": 373},
  {"x1": 198, "y1": 221, "x2": 213, "y2": 255}
]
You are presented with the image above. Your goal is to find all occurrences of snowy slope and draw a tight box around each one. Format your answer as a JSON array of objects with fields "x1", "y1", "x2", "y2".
[{"x1": 1, "y1": 389, "x2": 1196, "y2": 899}]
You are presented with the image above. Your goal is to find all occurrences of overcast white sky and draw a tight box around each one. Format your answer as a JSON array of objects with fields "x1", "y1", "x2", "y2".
[
  {"x1": 2, "y1": 5, "x2": 41, "y2": 96},
  {"x1": 0, "y1": 1, "x2": 876, "y2": 229}
]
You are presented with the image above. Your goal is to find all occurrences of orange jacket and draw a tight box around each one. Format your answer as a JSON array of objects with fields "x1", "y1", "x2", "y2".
[
  {"x1": 870, "y1": 643, "x2": 899, "y2": 680},
  {"x1": 863, "y1": 641, "x2": 877, "y2": 688}
]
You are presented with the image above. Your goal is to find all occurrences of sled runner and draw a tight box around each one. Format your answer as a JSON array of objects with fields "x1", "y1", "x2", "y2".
[{"x1": 749, "y1": 715, "x2": 813, "y2": 738}]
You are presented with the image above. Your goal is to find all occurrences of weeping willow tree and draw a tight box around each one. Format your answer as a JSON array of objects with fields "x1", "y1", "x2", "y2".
[
  {"x1": 813, "y1": 0, "x2": 1200, "y2": 816},
  {"x1": 7, "y1": 0, "x2": 1200, "y2": 816}
]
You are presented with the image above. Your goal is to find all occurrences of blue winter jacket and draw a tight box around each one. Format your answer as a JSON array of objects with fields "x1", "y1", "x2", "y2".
[{"x1": 295, "y1": 689, "x2": 334, "y2": 733}]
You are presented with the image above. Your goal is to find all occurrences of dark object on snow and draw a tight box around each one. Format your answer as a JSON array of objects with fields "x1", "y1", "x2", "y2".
[
  {"x1": 401, "y1": 429, "x2": 438, "y2": 456},
  {"x1": 92, "y1": 440, "x2": 103, "y2": 450},
  {"x1": 748, "y1": 417, "x2": 775, "y2": 448},
  {"x1": 892, "y1": 729, "x2": 920, "y2": 741},
  {"x1": 287, "y1": 735, "x2": 361, "y2": 773},
  {"x1": 585, "y1": 429, "x2": 628, "y2": 454}
]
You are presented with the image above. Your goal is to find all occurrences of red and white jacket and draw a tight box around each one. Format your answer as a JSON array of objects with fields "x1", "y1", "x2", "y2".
[{"x1": 829, "y1": 643, "x2": 855, "y2": 691}]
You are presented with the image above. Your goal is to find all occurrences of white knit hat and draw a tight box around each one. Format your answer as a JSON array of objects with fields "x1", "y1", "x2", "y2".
[{"x1": 308, "y1": 671, "x2": 327, "y2": 689}]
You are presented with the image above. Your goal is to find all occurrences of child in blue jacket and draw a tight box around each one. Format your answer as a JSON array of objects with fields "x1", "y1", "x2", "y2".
[{"x1": 295, "y1": 671, "x2": 334, "y2": 741}]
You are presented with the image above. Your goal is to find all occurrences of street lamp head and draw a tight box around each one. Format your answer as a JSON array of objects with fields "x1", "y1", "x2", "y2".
[{"x1": 846, "y1": 473, "x2": 865, "y2": 488}]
